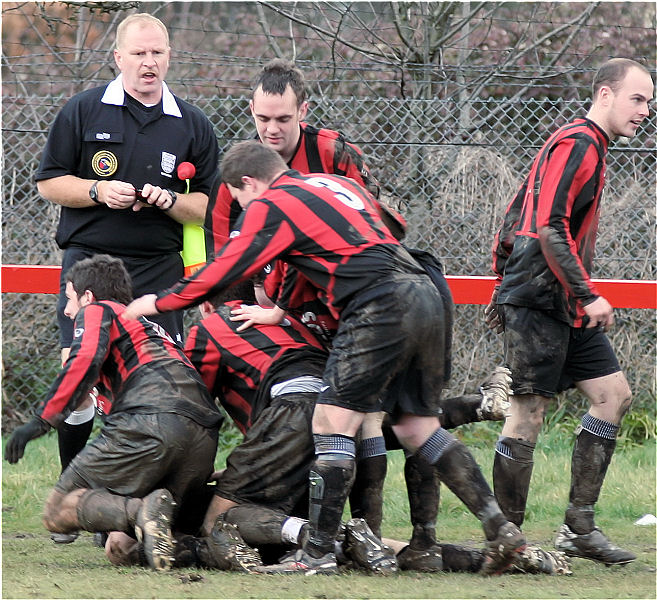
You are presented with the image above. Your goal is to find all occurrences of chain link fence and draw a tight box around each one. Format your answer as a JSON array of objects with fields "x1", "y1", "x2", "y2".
[{"x1": 2, "y1": 93, "x2": 655, "y2": 429}]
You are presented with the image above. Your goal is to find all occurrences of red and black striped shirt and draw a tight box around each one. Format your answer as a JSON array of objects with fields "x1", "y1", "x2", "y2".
[
  {"x1": 492, "y1": 118, "x2": 608, "y2": 326},
  {"x1": 37, "y1": 300, "x2": 220, "y2": 428},
  {"x1": 204, "y1": 123, "x2": 382, "y2": 257},
  {"x1": 184, "y1": 300, "x2": 327, "y2": 433},
  {"x1": 156, "y1": 170, "x2": 421, "y2": 318}
]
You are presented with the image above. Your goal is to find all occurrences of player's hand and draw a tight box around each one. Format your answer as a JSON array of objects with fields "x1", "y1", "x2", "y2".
[
  {"x1": 132, "y1": 184, "x2": 176, "y2": 212},
  {"x1": 99, "y1": 180, "x2": 141, "y2": 210},
  {"x1": 484, "y1": 286, "x2": 503, "y2": 333},
  {"x1": 123, "y1": 294, "x2": 159, "y2": 320},
  {"x1": 583, "y1": 296, "x2": 614, "y2": 330},
  {"x1": 5, "y1": 417, "x2": 51, "y2": 464},
  {"x1": 230, "y1": 304, "x2": 286, "y2": 332}
]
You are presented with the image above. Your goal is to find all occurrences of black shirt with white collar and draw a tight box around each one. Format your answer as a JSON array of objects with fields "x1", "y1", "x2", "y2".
[{"x1": 36, "y1": 75, "x2": 219, "y2": 257}]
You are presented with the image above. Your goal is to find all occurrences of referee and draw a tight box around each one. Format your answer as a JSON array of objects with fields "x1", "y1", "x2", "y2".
[{"x1": 34, "y1": 12, "x2": 219, "y2": 512}]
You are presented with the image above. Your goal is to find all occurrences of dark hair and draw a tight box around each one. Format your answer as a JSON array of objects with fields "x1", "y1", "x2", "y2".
[
  {"x1": 221, "y1": 141, "x2": 287, "y2": 188},
  {"x1": 66, "y1": 254, "x2": 133, "y2": 304},
  {"x1": 207, "y1": 279, "x2": 258, "y2": 308},
  {"x1": 252, "y1": 58, "x2": 307, "y2": 106},
  {"x1": 592, "y1": 58, "x2": 651, "y2": 97}
]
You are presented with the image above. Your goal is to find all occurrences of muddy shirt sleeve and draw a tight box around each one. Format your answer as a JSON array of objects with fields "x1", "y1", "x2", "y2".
[
  {"x1": 535, "y1": 137, "x2": 601, "y2": 304},
  {"x1": 37, "y1": 304, "x2": 111, "y2": 427}
]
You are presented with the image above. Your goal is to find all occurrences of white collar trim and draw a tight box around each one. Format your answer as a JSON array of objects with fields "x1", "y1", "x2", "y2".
[{"x1": 101, "y1": 74, "x2": 182, "y2": 118}]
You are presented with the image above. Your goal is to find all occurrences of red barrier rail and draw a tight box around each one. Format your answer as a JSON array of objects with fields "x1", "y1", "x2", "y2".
[{"x1": 2, "y1": 264, "x2": 656, "y2": 309}]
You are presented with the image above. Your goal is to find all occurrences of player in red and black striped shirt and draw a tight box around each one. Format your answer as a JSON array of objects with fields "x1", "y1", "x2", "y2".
[
  {"x1": 206, "y1": 61, "x2": 406, "y2": 549},
  {"x1": 126, "y1": 141, "x2": 527, "y2": 575},
  {"x1": 185, "y1": 283, "x2": 326, "y2": 436},
  {"x1": 485, "y1": 58, "x2": 653, "y2": 565},
  {"x1": 204, "y1": 59, "x2": 404, "y2": 257},
  {"x1": 182, "y1": 281, "x2": 345, "y2": 566},
  {"x1": 4, "y1": 255, "x2": 222, "y2": 571}
]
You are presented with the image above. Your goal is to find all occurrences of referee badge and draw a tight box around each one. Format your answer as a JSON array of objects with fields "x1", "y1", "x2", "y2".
[
  {"x1": 161, "y1": 151, "x2": 176, "y2": 176},
  {"x1": 91, "y1": 151, "x2": 118, "y2": 177}
]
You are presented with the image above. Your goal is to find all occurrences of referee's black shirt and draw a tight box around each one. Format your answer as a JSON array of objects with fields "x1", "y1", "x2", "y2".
[{"x1": 36, "y1": 75, "x2": 218, "y2": 258}]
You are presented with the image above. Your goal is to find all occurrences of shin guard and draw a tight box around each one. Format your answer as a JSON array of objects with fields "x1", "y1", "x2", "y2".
[
  {"x1": 404, "y1": 453, "x2": 440, "y2": 550},
  {"x1": 305, "y1": 434, "x2": 356, "y2": 558},
  {"x1": 349, "y1": 436, "x2": 387, "y2": 538},
  {"x1": 76, "y1": 489, "x2": 141, "y2": 533},
  {"x1": 421, "y1": 430, "x2": 506, "y2": 541},
  {"x1": 565, "y1": 415, "x2": 618, "y2": 534},
  {"x1": 493, "y1": 436, "x2": 535, "y2": 527}
]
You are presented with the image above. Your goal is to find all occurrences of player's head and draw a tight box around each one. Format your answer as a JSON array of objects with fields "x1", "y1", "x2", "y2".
[
  {"x1": 200, "y1": 278, "x2": 259, "y2": 320},
  {"x1": 114, "y1": 13, "x2": 170, "y2": 104},
  {"x1": 206, "y1": 279, "x2": 259, "y2": 309},
  {"x1": 250, "y1": 59, "x2": 309, "y2": 162},
  {"x1": 65, "y1": 255, "x2": 133, "y2": 319},
  {"x1": 222, "y1": 141, "x2": 287, "y2": 207},
  {"x1": 588, "y1": 58, "x2": 653, "y2": 140}
]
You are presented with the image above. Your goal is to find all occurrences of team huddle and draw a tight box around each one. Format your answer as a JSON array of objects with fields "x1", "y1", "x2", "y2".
[{"x1": 5, "y1": 13, "x2": 653, "y2": 579}]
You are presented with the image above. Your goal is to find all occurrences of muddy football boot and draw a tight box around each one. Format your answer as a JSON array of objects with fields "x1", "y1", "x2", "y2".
[
  {"x1": 480, "y1": 521, "x2": 527, "y2": 576},
  {"x1": 478, "y1": 366, "x2": 512, "y2": 421},
  {"x1": 256, "y1": 548, "x2": 338, "y2": 575},
  {"x1": 134, "y1": 489, "x2": 175, "y2": 572},
  {"x1": 554, "y1": 524, "x2": 635, "y2": 566},
  {"x1": 343, "y1": 518, "x2": 397, "y2": 574},
  {"x1": 202, "y1": 520, "x2": 263, "y2": 572},
  {"x1": 396, "y1": 544, "x2": 443, "y2": 572},
  {"x1": 511, "y1": 544, "x2": 572, "y2": 575}
]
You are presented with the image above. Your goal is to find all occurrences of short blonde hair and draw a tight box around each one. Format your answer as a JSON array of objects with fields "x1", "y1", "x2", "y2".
[{"x1": 115, "y1": 13, "x2": 169, "y2": 50}]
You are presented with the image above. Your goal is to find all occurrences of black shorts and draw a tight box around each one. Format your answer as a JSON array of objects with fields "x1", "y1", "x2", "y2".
[
  {"x1": 215, "y1": 392, "x2": 316, "y2": 515},
  {"x1": 319, "y1": 274, "x2": 446, "y2": 419},
  {"x1": 57, "y1": 246, "x2": 184, "y2": 346},
  {"x1": 500, "y1": 304, "x2": 622, "y2": 397},
  {"x1": 55, "y1": 411, "x2": 218, "y2": 506}
]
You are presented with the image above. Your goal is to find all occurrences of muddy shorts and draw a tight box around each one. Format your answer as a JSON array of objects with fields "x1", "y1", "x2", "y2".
[
  {"x1": 55, "y1": 411, "x2": 218, "y2": 506},
  {"x1": 319, "y1": 273, "x2": 446, "y2": 419},
  {"x1": 500, "y1": 304, "x2": 621, "y2": 397},
  {"x1": 215, "y1": 392, "x2": 316, "y2": 514}
]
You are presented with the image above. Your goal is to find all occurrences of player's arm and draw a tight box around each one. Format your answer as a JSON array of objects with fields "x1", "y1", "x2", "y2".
[
  {"x1": 485, "y1": 180, "x2": 528, "y2": 333},
  {"x1": 491, "y1": 179, "x2": 527, "y2": 281},
  {"x1": 536, "y1": 138, "x2": 601, "y2": 307},
  {"x1": 125, "y1": 201, "x2": 296, "y2": 317},
  {"x1": 5, "y1": 305, "x2": 110, "y2": 463},
  {"x1": 38, "y1": 304, "x2": 111, "y2": 427}
]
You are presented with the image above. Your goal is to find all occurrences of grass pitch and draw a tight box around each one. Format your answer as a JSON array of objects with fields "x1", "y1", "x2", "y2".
[{"x1": 2, "y1": 430, "x2": 656, "y2": 599}]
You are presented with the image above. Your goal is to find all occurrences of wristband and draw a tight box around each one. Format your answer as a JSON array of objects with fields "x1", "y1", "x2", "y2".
[{"x1": 164, "y1": 189, "x2": 177, "y2": 211}]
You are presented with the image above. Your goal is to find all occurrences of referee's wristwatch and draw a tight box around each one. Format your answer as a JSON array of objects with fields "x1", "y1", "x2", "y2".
[
  {"x1": 89, "y1": 181, "x2": 101, "y2": 204},
  {"x1": 164, "y1": 189, "x2": 177, "y2": 211}
]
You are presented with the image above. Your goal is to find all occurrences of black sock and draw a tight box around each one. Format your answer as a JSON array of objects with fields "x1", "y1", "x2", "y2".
[{"x1": 58, "y1": 418, "x2": 94, "y2": 472}]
